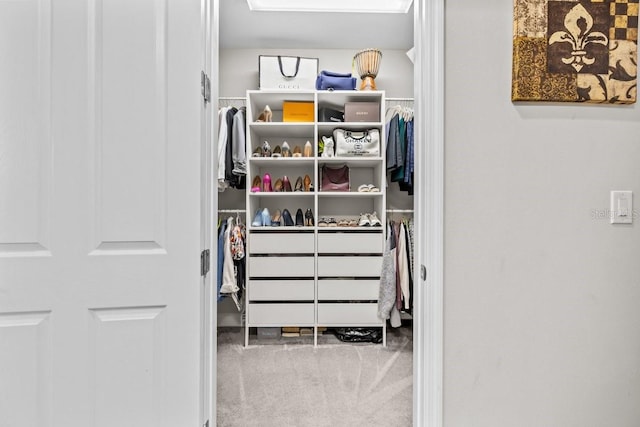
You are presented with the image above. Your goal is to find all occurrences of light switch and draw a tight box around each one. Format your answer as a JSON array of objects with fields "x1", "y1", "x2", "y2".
[{"x1": 611, "y1": 191, "x2": 633, "y2": 224}]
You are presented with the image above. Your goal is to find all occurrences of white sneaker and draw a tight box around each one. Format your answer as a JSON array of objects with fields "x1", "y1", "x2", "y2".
[
  {"x1": 358, "y1": 213, "x2": 371, "y2": 227},
  {"x1": 369, "y1": 212, "x2": 382, "y2": 227}
]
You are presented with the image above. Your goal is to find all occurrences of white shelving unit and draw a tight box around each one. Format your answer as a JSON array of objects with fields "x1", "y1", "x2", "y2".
[{"x1": 244, "y1": 90, "x2": 387, "y2": 347}]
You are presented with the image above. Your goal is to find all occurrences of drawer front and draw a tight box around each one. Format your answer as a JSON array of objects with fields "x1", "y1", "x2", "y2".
[
  {"x1": 317, "y1": 279, "x2": 379, "y2": 300},
  {"x1": 317, "y1": 232, "x2": 383, "y2": 254},
  {"x1": 250, "y1": 279, "x2": 315, "y2": 301},
  {"x1": 317, "y1": 303, "x2": 382, "y2": 326},
  {"x1": 248, "y1": 303, "x2": 314, "y2": 326},
  {"x1": 317, "y1": 256, "x2": 382, "y2": 277},
  {"x1": 250, "y1": 232, "x2": 315, "y2": 254},
  {"x1": 249, "y1": 256, "x2": 315, "y2": 278}
]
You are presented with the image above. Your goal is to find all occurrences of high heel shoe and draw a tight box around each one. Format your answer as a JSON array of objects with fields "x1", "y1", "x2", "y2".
[
  {"x1": 282, "y1": 209, "x2": 294, "y2": 227},
  {"x1": 273, "y1": 178, "x2": 283, "y2": 192},
  {"x1": 305, "y1": 209, "x2": 314, "y2": 226},
  {"x1": 271, "y1": 209, "x2": 282, "y2": 226},
  {"x1": 303, "y1": 174, "x2": 312, "y2": 192},
  {"x1": 282, "y1": 176, "x2": 292, "y2": 192},
  {"x1": 251, "y1": 209, "x2": 263, "y2": 227},
  {"x1": 261, "y1": 208, "x2": 272, "y2": 226},
  {"x1": 303, "y1": 140, "x2": 312, "y2": 157},
  {"x1": 292, "y1": 145, "x2": 302, "y2": 157},
  {"x1": 261, "y1": 141, "x2": 271, "y2": 157},
  {"x1": 251, "y1": 175, "x2": 262, "y2": 192},
  {"x1": 294, "y1": 176, "x2": 303, "y2": 192},
  {"x1": 263, "y1": 173, "x2": 272, "y2": 192},
  {"x1": 281, "y1": 141, "x2": 291, "y2": 157},
  {"x1": 252, "y1": 146, "x2": 262, "y2": 157},
  {"x1": 295, "y1": 208, "x2": 304, "y2": 226},
  {"x1": 271, "y1": 145, "x2": 282, "y2": 157},
  {"x1": 256, "y1": 105, "x2": 272, "y2": 122}
]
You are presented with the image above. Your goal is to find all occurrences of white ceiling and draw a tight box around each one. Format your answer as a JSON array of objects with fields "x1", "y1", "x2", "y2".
[{"x1": 220, "y1": 0, "x2": 414, "y2": 50}]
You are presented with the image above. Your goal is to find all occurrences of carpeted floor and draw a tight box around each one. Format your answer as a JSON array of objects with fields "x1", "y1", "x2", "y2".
[{"x1": 216, "y1": 326, "x2": 413, "y2": 427}]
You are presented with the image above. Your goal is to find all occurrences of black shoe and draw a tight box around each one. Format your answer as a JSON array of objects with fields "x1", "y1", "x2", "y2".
[
  {"x1": 282, "y1": 209, "x2": 294, "y2": 227},
  {"x1": 305, "y1": 209, "x2": 314, "y2": 226},
  {"x1": 295, "y1": 208, "x2": 304, "y2": 226}
]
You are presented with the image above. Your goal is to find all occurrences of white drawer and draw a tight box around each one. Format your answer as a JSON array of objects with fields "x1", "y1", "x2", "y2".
[
  {"x1": 250, "y1": 232, "x2": 315, "y2": 254},
  {"x1": 248, "y1": 303, "x2": 314, "y2": 326},
  {"x1": 317, "y1": 303, "x2": 382, "y2": 326},
  {"x1": 317, "y1": 279, "x2": 379, "y2": 300},
  {"x1": 317, "y1": 232, "x2": 383, "y2": 254},
  {"x1": 317, "y1": 256, "x2": 382, "y2": 277},
  {"x1": 250, "y1": 279, "x2": 315, "y2": 301},
  {"x1": 249, "y1": 256, "x2": 315, "y2": 278}
]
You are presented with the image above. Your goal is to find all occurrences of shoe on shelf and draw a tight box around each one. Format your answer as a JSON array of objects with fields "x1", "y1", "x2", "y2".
[
  {"x1": 318, "y1": 217, "x2": 329, "y2": 227},
  {"x1": 251, "y1": 209, "x2": 263, "y2": 227},
  {"x1": 252, "y1": 146, "x2": 262, "y2": 157},
  {"x1": 263, "y1": 173, "x2": 272, "y2": 192},
  {"x1": 261, "y1": 141, "x2": 271, "y2": 157},
  {"x1": 256, "y1": 105, "x2": 272, "y2": 122},
  {"x1": 271, "y1": 209, "x2": 282, "y2": 226},
  {"x1": 358, "y1": 213, "x2": 371, "y2": 227},
  {"x1": 281, "y1": 141, "x2": 291, "y2": 157},
  {"x1": 283, "y1": 176, "x2": 292, "y2": 192},
  {"x1": 327, "y1": 217, "x2": 338, "y2": 227},
  {"x1": 261, "y1": 208, "x2": 272, "y2": 226},
  {"x1": 272, "y1": 145, "x2": 282, "y2": 157},
  {"x1": 369, "y1": 212, "x2": 382, "y2": 227},
  {"x1": 294, "y1": 176, "x2": 303, "y2": 192},
  {"x1": 251, "y1": 175, "x2": 261, "y2": 192},
  {"x1": 357, "y1": 184, "x2": 371, "y2": 193},
  {"x1": 273, "y1": 178, "x2": 283, "y2": 192},
  {"x1": 295, "y1": 209, "x2": 304, "y2": 226},
  {"x1": 305, "y1": 209, "x2": 314, "y2": 226},
  {"x1": 292, "y1": 145, "x2": 302, "y2": 157},
  {"x1": 303, "y1": 174, "x2": 313, "y2": 192},
  {"x1": 282, "y1": 209, "x2": 294, "y2": 227},
  {"x1": 303, "y1": 140, "x2": 313, "y2": 157}
]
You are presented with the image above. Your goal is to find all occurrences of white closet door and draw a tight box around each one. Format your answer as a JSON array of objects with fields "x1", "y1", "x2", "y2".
[{"x1": 0, "y1": 0, "x2": 202, "y2": 426}]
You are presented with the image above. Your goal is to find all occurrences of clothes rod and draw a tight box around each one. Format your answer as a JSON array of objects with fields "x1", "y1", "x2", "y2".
[
  {"x1": 218, "y1": 209, "x2": 246, "y2": 213},
  {"x1": 385, "y1": 97, "x2": 414, "y2": 102},
  {"x1": 218, "y1": 96, "x2": 246, "y2": 100},
  {"x1": 386, "y1": 209, "x2": 415, "y2": 213}
]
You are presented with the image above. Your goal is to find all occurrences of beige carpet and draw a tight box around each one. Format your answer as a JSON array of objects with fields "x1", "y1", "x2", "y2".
[{"x1": 216, "y1": 326, "x2": 413, "y2": 427}]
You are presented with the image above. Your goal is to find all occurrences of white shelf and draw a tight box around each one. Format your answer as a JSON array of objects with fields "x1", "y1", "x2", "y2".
[{"x1": 245, "y1": 90, "x2": 387, "y2": 348}]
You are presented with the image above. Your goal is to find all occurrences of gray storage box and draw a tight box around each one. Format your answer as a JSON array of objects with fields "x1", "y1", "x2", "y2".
[{"x1": 344, "y1": 102, "x2": 380, "y2": 122}]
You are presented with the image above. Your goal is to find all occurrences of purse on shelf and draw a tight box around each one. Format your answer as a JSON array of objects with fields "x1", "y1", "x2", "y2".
[
  {"x1": 321, "y1": 164, "x2": 350, "y2": 192},
  {"x1": 315, "y1": 70, "x2": 357, "y2": 91},
  {"x1": 333, "y1": 128, "x2": 380, "y2": 157}
]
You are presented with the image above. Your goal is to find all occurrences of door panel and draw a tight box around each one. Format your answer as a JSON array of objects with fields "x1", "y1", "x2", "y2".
[
  {"x1": 89, "y1": 0, "x2": 168, "y2": 252},
  {"x1": 0, "y1": 311, "x2": 52, "y2": 427},
  {"x1": 0, "y1": 0, "x2": 52, "y2": 257},
  {"x1": 0, "y1": 0, "x2": 202, "y2": 425}
]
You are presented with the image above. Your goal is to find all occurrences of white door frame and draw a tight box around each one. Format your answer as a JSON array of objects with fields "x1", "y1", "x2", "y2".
[
  {"x1": 203, "y1": 1, "x2": 445, "y2": 425},
  {"x1": 413, "y1": 0, "x2": 445, "y2": 426}
]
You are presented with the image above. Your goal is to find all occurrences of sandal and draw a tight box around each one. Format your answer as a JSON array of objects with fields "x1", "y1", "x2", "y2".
[
  {"x1": 357, "y1": 184, "x2": 371, "y2": 193},
  {"x1": 318, "y1": 217, "x2": 329, "y2": 227},
  {"x1": 337, "y1": 219, "x2": 350, "y2": 227},
  {"x1": 327, "y1": 217, "x2": 338, "y2": 227}
]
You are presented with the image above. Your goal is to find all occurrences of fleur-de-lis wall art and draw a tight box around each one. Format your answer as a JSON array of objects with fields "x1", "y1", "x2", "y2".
[{"x1": 512, "y1": 0, "x2": 638, "y2": 104}]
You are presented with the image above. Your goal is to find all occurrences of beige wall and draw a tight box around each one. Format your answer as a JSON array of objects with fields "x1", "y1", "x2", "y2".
[{"x1": 444, "y1": 1, "x2": 640, "y2": 426}]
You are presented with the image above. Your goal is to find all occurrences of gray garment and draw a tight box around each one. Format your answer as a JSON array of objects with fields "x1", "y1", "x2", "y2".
[
  {"x1": 231, "y1": 107, "x2": 246, "y2": 176},
  {"x1": 378, "y1": 223, "x2": 397, "y2": 321},
  {"x1": 386, "y1": 115, "x2": 403, "y2": 173}
]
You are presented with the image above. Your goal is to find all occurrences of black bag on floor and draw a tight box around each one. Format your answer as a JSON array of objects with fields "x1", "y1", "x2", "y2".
[{"x1": 332, "y1": 328, "x2": 383, "y2": 343}]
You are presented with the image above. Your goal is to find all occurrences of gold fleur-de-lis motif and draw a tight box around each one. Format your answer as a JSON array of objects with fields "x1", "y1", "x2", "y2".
[{"x1": 548, "y1": 3, "x2": 608, "y2": 72}]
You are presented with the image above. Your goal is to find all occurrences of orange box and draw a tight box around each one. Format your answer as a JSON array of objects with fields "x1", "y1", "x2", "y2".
[{"x1": 283, "y1": 101, "x2": 314, "y2": 122}]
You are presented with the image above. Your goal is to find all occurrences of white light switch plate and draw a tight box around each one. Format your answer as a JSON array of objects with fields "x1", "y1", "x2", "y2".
[{"x1": 611, "y1": 191, "x2": 633, "y2": 224}]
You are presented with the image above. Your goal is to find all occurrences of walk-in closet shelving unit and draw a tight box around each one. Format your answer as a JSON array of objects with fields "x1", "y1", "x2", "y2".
[{"x1": 244, "y1": 90, "x2": 387, "y2": 347}]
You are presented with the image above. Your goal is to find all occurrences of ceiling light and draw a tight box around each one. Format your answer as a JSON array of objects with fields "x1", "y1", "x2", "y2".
[{"x1": 246, "y1": 0, "x2": 413, "y2": 14}]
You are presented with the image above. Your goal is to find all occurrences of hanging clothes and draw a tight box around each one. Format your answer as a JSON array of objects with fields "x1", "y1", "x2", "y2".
[
  {"x1": 217, "y1": 215, "x2": 246, "y2": 311},
  {"x1": 217, "y1": 107, "x2": 231, "y2": 191},
  {"x1": 385, "y1": 104, "x2": 415, "y2": 194}
]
